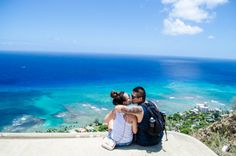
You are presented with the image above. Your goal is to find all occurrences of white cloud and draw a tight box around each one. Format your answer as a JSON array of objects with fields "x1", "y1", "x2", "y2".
[
  {"x1": 208, "y1": 35, "x2": 215, "y2": 39},
  {"x1": 162, "y1": 0, "x2": 178, "y2": 4},
  {"x1": 163, "y1": 18, "x2": 203, "y2": 35},
  {"x1": 161, "y1": 0, "x2": 228, "y2": 35},
  {"x1": 163, "y1": 0, "x2": 228, "y2": 23},
  {"x1": 170, "y1": 0, "x2": 209, "y2": 23},
  {"x1": 203, "y1": 0, "x2": 228, "y2": 8}
]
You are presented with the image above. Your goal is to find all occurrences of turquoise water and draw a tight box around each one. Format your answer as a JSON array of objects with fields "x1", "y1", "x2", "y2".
[
  {"x1": 1, "y1": 81, "x2": 235, "y2": 132},
  {"x1": 0, "y1": 53, "x2": 236, "y2": 132}
]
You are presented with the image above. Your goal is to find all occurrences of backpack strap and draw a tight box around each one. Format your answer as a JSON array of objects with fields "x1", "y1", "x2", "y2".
[
  {"x1": 162, "y1": 112, "x2": 168, "y2": 141},
  {"x1": 143, "y1": 101, "x2": 156, "y2": 117}
]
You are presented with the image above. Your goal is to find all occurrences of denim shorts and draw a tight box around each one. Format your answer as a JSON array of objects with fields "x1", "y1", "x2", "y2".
[{"x1": 108, "y1": 132, "x2": 132, "y2": 147}]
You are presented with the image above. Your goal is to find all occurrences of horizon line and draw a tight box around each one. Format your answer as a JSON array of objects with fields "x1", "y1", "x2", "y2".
[{"x1": 0, "y1": 50, "x2": 235, "y2": 61}]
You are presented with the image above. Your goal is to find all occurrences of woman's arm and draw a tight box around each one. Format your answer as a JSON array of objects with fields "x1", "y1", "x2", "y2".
[
  {"x1": 131, "y1": 116, "x2": 138, "y2": 134},
  {"x1": 103, "y1": 109, "x2": 116, "y2": 124},
  {"x1": 124, "y1": 114, "x2": 138, "y2": 134}
]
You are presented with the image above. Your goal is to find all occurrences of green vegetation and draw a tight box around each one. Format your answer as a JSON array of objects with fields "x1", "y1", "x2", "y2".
[
  {"x1": 167, "y1": 110, "x2": 236, "y2": 155},
  {"x1": 46, "y1": 126, "x2": 70, "y2": 133},
  {"x1": 44, "y1": 118, "x2": 108, "y2": 133},
  {"x1": 96, "y1": 124, "x2": 108, "y2": 132},
  {"x1": 200, "y1": 131, "x2": 236, "y2": 156},
  {"x1": 167, "y1": 111, "x2": 217, "y2": 135}
]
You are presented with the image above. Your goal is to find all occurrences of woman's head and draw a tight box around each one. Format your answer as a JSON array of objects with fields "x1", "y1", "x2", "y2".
[{"x1": 110, "y1": 91, "x2": 131, "y2": 105}]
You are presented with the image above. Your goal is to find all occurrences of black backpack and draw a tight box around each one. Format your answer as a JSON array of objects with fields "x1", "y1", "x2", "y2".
[{"x1": 143, "y1": 100, "x2": 167, "y2": 138}]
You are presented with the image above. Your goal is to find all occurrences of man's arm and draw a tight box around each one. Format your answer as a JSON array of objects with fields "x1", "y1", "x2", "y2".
[
  {"x1": 115, "y1": 105, "x2": 143, "y2": 123},
  {"x1": 115, "y1": 105, "x2": 143, "y2": 115}
]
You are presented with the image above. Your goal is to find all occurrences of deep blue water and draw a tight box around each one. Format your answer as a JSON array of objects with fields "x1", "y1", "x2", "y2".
[
  {"x1": 0, "y1": 52, "x2": 236, "y2": 132},
  {"x1": 0, "y1": 52, "x2": 236, "y2": 87}
]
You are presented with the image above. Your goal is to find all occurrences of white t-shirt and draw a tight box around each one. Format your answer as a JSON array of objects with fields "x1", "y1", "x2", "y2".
[
  {"x1": 110, "y1": 104, "x2": 137, "y2": 144},
  {"x1": 110, "y1": 112, "x2": 132, "y2": 144}
]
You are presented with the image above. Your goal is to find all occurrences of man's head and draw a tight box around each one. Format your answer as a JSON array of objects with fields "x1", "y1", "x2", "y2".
[{"x1": 132, "y1": 86, "x2": 146, "y2": 104}]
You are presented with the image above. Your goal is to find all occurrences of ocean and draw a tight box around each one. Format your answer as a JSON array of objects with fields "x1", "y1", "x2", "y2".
[{"x1": 0, "y1": 52, "x2": 236, "y2": 132}]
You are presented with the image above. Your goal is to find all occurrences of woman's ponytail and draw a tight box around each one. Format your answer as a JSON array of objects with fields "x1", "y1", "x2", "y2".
[{"x1": 110, "y1": 90, "x2": 118, "y2": 98}]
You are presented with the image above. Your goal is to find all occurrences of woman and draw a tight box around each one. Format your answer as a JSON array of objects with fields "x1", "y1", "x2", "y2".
[{"x1": 102, "y1": 91, "x2": 137, "y2": 150}]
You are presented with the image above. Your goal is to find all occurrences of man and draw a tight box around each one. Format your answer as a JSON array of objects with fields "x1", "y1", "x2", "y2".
[{"x1": 115, "y1": 86, "x2": 164, "y2": 146}]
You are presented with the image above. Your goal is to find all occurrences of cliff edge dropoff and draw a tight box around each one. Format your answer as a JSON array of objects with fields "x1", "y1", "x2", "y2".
[{"x1": 194, "y1": 112, "x2": 236, "y2": 156}]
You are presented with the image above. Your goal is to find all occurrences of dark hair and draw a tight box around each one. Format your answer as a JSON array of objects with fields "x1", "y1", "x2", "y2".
[
  {"x1": 110, "y1": 90, "x2": 119, "y2": 98},
  {"x1": 133, "y1": 86, "x2": 146, "y2": 102},
  {"x1": 110, "y1": 91, "x2": 127, "y2": 105}
]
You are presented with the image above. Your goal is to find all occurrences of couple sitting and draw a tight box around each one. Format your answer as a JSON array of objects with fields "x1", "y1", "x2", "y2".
[{"x1": 102, "y1": 86, "x2": 165, "y2": 150}]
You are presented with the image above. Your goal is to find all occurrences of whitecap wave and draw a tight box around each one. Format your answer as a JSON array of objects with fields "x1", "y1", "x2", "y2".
[
  {"x1": 211, "y1": 100, "x2": 219, "y2": 103},
  {"x1": 3, "y1": 115, "x2": 44, "y2": 132},
  {"x1": 56, "y1": 103, "x2": 109, "y2": 124},
  {"x1": 101, "y1": 107, "x2": 108, "y2": 111},
  {"x1": 54, "y1": 112, "x2": 67, "y2": 118},
  {"x1": 184, "y1": 96, "x2": 194, "y2": 100},
  {"x1": 91, "y1": 106, "x2": 96, "y2": 109},
  {"x1": 81, "y1": 103, "x2": 108, "y2": 112},
  {"x1": 82, "y1": 103, "x2": 90, "y2": 107}
]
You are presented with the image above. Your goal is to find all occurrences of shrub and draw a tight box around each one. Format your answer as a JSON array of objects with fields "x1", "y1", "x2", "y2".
[
  {"x1": 97, "y1": 124, "x2": 108, "y2": 132},
  {"x1": 180, "y1": 127, "x2": 191, "y2": 134},
  {"x1": 173, "y1": 113, "x2": 182, "y2": 121}
]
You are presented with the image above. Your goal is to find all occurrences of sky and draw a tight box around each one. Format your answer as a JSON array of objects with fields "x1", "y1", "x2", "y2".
[{"x1": 0, "y1": 0, "x2": 236, "y2": 59}]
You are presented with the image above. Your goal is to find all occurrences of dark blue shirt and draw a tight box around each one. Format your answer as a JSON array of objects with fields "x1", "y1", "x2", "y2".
[{"x1": 135, "y1": 103, "x2": 163, "y2": 146}]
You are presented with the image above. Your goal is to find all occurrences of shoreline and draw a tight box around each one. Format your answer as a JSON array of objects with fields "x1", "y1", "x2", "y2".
[{"x1": 1, "y1": 105, "x2": 233, "y2": 133}]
